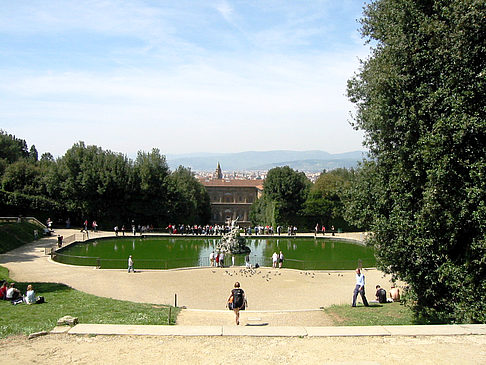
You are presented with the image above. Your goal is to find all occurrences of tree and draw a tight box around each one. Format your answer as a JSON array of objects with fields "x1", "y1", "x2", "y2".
[
  {"x1": 346, "y1": 0, "x2": 486, "y2": 322},
  {"x1": 50, "y1": 142, "x2": 135, "y2": 224},
  {"x1": 132, "y1": 149, "x2": 171, "y2": 225},
  {"x1": 168, "y1": 166, "x2": 211, "y2": 224},
  {"x1": 1, "y1": 160, "x2": 43, "y2": 195},
  {"x1": 251, "y1": 166, "x2": 310, "y2": 226},
  {"x1": 303, "y1": 168, "x2": 354, "y2": 230},
  {"x1": 0, "y1": 130, "x2": 30, "y2": 177}
]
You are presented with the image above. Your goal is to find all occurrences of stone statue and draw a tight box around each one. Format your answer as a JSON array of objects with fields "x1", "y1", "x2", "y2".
[{"x1": 216, "y1": 218, "x2": 250, "y2": 254}]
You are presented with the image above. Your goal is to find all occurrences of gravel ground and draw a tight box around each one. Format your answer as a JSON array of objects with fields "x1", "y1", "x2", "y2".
[{"x1": 1, "y1": 334, "x2": 485, "y2": 364}]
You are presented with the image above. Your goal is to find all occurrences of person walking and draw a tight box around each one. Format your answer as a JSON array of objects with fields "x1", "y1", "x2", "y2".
[
  {"x1": 227, "y1": 282, "x2": 247, "y2": 325},
  {"x1": 279, "y1": 251, "x2": 284, "y2": 268},
  {"x1": 352, "y1": 268, "x2": 369, "y2": 307},
  {"x1": 128, "y1": 255, "x2": 134, "y2": 273}
]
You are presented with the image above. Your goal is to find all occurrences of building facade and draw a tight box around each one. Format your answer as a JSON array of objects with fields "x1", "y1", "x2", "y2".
[{"x1": 200, "y1": 165, "x2": 263, "y2": 227}]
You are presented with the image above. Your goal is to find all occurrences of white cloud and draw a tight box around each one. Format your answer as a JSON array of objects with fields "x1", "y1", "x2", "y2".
[
  {"x1": 215, "y1": 0, "x2": 234, "y2": 23},
  {"x1": 0, "y1": 1, "x2": 369, "y2": 157}
]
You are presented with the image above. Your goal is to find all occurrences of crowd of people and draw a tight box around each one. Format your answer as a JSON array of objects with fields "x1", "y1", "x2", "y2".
[{"x1": 0, "y1": 280, "x2": 44, "y2": 305}]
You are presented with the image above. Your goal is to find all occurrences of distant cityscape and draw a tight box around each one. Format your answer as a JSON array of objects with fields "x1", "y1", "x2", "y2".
[
  {"x1": 194, "y1": 169, "x2": 322, "y2": 183},
  {"x1": 167, "y1": 150, "x2": 365, "y2": 181}
]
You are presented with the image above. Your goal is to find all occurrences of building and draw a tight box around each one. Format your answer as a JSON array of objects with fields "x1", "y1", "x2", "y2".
[{"x1": 200, "y1": 164, "x2": 264, "y2": 227}]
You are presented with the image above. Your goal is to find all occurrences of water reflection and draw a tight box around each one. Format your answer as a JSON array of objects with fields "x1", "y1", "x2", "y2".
[{"x1": 61, "y1": 237, "x2": 375, "y2": 270}]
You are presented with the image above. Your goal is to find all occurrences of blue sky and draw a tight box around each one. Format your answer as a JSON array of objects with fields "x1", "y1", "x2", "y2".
[{"x1": 0, "y1": 0, "x2": 370, "y2": 157}]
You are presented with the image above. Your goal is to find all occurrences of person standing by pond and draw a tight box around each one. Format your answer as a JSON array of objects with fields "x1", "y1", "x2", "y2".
[
  {"x1": 352, "y1": 268, "x2": 369, "y2": 307},
  {"x1": 128, "y1": 255, "x2": 134, "y2": 273},
  {"x1": 227, "y1": 282, "x2": 247, "y2": 325},
  {"x1": 279, "y1": 251, "x2": 284, "y2": 268}
]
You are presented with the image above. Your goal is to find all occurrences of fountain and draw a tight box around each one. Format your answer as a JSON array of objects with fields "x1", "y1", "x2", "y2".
[{"x1": 215, "y1": 218, "x2": 251, "y2": 254}]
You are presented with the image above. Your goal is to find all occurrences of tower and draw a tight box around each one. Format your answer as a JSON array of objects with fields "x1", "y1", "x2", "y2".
[{"x1": 214, "y1": 162, "x2": 223, "y2": 179}]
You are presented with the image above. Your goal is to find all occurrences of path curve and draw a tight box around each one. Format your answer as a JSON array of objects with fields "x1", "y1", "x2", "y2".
[{"x1": 0, "y1": 230, "x2": 394, "y2": 311}]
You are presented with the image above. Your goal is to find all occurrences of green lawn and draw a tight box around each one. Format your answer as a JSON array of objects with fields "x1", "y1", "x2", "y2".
[
  {"x1": 0, "y1": 222, "x2": 40, "y2": 254},
  {"x1": 0, "y1": 266, "x2": 179, "y2": 338},
  {"x1": 324, "y1": 301, "x2": 420, "y2": 326}
]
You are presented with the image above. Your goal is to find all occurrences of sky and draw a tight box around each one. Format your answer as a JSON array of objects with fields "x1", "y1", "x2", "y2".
[{"x1": 0, "y1": 0, "x2": 371, "y2": 158}]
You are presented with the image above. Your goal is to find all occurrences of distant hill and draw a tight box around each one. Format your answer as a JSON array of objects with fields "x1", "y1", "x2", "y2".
[{"x1": 166, "y1": 150, "x2": 365, "y2": 172}]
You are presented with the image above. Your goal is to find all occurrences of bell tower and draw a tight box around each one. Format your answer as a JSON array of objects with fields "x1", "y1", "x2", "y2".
[{"x1": 214, "y1": 162, "x2": 223, "y2": 179}]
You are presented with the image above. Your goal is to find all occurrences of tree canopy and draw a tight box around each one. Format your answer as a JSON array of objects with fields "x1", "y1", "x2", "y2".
[
  {"x1": 0, "y1": 137, "x2": 211, "y2": 228},
  {"x1": 345, "y1": 0, "x2": 486, "y2": 323},
  {"x1": 250, "y1": 166, "x2": 311, "y2": 227}
]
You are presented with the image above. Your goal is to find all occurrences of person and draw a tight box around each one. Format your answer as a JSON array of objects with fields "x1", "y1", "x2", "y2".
[
  {"x1": 219, "y1": 252, "x2": 224, "y2": 267},
  {"x1": 390, "y1": 284, "x2": 401, "y2": 302},
  {"x1": 245, "y1": 254, "x2": 251, "y2": 268},
  {"x1": 315, "y1": 223, "x2": 319, "y2": 237},
  {"x1": 24, "y1": 284, "x2": 36, "y2": 304},
  {"x1": 209, "y1": 251, "x2": 214, "y2": 267},
  {"x1": 375, "y1": 285, "x2": 387, "y2": 303},
  {"x1": 272, "y1": 252, "x2": 278, "y2": 268},
  {"x1": 0, "y1": 281, "x2": 7, "y2": 300},
  {"x1": 46, "y1": 218, "x2": 53, "y2": 231},
  {"x1": 6, "y1": 283, "x2": 22, "y2": 301},
  {"x1": 122, "y1": 225, "x2": 126, "y2": 236},
  {"x1": 132, "y1": 225, "x2": 136, "y2": 236},
  {"x1": 279, "y1": 251, "x2": 284, "y2": 268},
  {"x1": 114, "y1": 226, "x2": 119, "y2": 236},
  {"x1": 352, "y1": 268, "x2": 369, "y2": 307},
  {"x1": 128, "y1": 255, "x2": 134, "y2": 273},
  {"x1": 57, "y1": 235, "x2": 63, "y2": 248},
  {"x1": 227, "y1": 282, "x2": 247, "y2": 325},
  {"x1": 331, "y1": 225, "x2": 335, "y2": 236},
  {"x1": 322, "y1": 226, "x2": 326, "y2": 236},
  {"x1": 231, "y1": 255, "x2": 235, "y2": 266}
]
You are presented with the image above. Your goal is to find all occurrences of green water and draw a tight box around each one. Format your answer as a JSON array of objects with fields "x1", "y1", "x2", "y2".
[{"x1": 54, "y1": 237, "x2": 375, "y2": 270}]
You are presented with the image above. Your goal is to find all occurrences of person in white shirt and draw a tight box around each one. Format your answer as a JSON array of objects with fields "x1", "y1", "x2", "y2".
[
  {"x1": 128, "y1": 255, "x2": 134, "y2": 273},
  {"x1": 25, "y1": 284, "x2": 36, "y2": 304},
  {"x1": 352, "y1": 268, "x2": 369, "y2": 307},
  {"x1": 272, "y1": 252, "x2": 278, "y2": 268}
]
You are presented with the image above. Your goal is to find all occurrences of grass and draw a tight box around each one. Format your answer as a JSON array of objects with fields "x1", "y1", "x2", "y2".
[
  {"x1": 0, "y1": 222, "x2": 39, "y2": 254},
  {"x1": 0, "y1": 266, "x2": 180, "y2": 338},
  {"x1": 324, "y1": 301, "x2": 420, "y2": 326}
]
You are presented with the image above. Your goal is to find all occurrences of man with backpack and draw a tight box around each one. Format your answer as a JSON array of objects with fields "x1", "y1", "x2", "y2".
[{"x1": 227, "y1": 282, "x2": 247, "y2": 325}]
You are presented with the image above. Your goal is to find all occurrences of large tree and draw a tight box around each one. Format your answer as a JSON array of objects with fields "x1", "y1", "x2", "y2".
[
  {"x1": 345, "y1": 0, "x2": 486, "y2": 322},
  {"x1": 303, "y1": 168, "x2": 354, "y2": 231},
  {"x1": 251, "y1": 166, "x2": 310, "y2": 226}
]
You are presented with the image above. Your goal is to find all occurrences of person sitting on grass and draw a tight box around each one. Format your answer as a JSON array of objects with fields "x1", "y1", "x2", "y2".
[
  {"x1": 6, "y1": 283, "x2": 22, "y2": 301},
  {"x1": 24, "y1": 284, "x2": 36, "y2": 304},
  {"x1": 375, "y1": 285, "x2": 387, "y2": 303},
  {"x1": 0, "y1": 281, "x2": 7, "y2": 300},
  {"x1": 389, "y1": 284, "x2": 401, "y2": 302}
]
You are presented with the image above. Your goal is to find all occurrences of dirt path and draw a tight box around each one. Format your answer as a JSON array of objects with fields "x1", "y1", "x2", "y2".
[
  {"x1": 0, "y1": 230, "x2": 398, "y2": 313},
  {"x1": 2, "y1": 334, "x2": 485, "y2": 364}
]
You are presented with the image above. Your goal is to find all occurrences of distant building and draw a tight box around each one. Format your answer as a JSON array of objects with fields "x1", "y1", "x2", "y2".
[{"x1": 201, "y1": 163, "x2": 263, "y2": 227}]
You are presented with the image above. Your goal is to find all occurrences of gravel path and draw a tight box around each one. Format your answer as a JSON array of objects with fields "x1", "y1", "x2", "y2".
[{"x1": 0, "y1": 230, "x2": 395, "y2": 314}]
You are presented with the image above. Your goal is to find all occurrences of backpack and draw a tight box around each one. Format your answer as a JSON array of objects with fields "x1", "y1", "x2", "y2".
[{"x1": 232, "y1": 289, "x2": 244, "y2": 308}]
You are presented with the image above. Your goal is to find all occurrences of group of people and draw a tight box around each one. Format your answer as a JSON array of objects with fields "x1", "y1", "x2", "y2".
[
  {"x1": 314, "y1": 224, "x2": 336, "y2": 236},
  {"x1": 167, "y1": 224, "x2": 231, "y2": 235},
  {"x1": 209, "y1": 251, "x2": 226, "y2": 267},
  {"x1": 352, "y1": 268, "x2": 401, "y2": 307},
  {"x1": 0, "y1": 281, "x2": 43, "y2": 305},
  {"x1": 272, "y1": 251, "x2": 284, "y2": 268}
]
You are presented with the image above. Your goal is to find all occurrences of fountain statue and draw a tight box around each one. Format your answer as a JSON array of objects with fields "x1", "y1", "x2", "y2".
[{"x1": 215, "y1": 217, "x2": 251, "y2": 254}]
